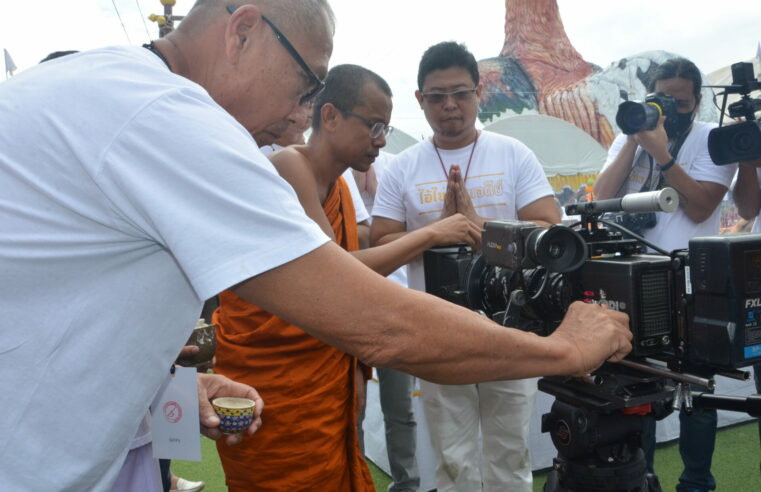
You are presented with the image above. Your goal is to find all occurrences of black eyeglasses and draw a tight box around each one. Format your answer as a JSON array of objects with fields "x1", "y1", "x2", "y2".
[
  {"x1": 227, "y1": 5, "x2": 325, "y2": 105},
  {"x1": 340, "y1": 110, "x2": 393, "y2": 139},
  {"x1": 421, "y1": 88, "x2": 477, "y2": 105}
]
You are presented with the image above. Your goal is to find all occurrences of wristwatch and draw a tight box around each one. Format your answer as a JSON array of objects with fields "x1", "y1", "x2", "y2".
[{"x1": 658, "y1": 157, "x2": 676, "y2": 172}]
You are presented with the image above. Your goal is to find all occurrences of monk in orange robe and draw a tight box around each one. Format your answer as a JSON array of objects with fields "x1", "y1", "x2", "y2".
[
  {"x1": 214, "y1": 65, "x2": 480, "y2": 492},
  {"x1": 214, "y1": 176, "x2": 373, "y2": 491}
]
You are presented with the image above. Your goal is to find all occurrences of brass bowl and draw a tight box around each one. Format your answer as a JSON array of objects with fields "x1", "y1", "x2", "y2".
[{"x1": 177, "y1": 322, "x2": 217, "y2": 367}]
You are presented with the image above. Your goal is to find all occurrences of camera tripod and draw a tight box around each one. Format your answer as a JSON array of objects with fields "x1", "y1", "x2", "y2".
[
  {"x1": 538, "y1": 364, "x2": 761, "y2": 492},
  {"x1": 539, "y1": 369, "x2": 671, "y2": 492},
  {"x1": 540, "y1": 399, "x2": 661, "y2": 492}
]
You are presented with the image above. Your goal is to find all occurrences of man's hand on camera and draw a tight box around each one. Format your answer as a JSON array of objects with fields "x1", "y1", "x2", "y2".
[
  {"x1": 740, "y1": 157, "x2": 761, "y2": 168},
  {"x1": 197, "y1": 373, "x2": 264, "y2": 446},
  {"x1": 634, "y1": 116, "x2": 671, "y2": 165},
  {"x1": 427, "y1": 213, "x2": 482, "y2": 250},
  {"x1": 551, "y1": 301, "x2": 632, "y2": 376}
]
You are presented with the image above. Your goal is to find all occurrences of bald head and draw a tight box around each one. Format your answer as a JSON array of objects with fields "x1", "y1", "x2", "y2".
[
  {"x1": 160, "y1": 0, "x2": 334, "y2": 135},
  {"x1": 181, "y1": 0, "x2": 335, "y2": 41}
]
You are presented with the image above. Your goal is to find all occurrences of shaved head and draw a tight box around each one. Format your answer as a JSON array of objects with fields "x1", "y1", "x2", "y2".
[
  {"x1": 158, "y1": 0, "x2": 334, "y2": 136},
  {"x1": 182, "y1": 0, "x2": 335, "y2": 39}
]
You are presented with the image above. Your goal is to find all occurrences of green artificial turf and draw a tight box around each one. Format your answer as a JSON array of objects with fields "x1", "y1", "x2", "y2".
[
  {"x1": 171, "y1": 438, "x2": 393, "y2": 491},
  {"x1": 171, "y1": 421, "x2": 761, "y2": 491}
]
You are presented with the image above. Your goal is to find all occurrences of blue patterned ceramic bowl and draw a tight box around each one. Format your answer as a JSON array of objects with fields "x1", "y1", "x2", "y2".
[{"x1": 212, "y1": 397, "x2": 255, "y2": 434}]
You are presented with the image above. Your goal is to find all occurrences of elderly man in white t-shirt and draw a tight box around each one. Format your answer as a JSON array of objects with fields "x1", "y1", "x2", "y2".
[
  {"x1": 371, "y1": 42, "x2": 560, "y2": 492},
  {"x1": 595, "y1": 57, "x2": 736, "y2": 492},
  {"x1": 0, "y1": 4, "x2": 635, "y2": 492}
]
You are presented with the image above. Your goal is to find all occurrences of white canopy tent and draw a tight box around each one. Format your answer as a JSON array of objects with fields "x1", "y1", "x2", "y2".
[
  {"x1": 484, "y1": 113, "x2": 608, "y2": 178},
  {"x1": 384, "y1": 127, "x2": 418, "y2": 155}
]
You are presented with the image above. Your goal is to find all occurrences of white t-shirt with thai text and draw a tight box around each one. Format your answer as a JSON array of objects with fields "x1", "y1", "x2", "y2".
[{"x1": 372, "y1": 131, "x2": 553, "y2": 291}]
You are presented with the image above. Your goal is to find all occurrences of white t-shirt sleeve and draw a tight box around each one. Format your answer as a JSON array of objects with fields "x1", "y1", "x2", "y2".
[
  {"x1": 371, "y1": 156, "x2": 408, "y2": 223},
  {"x1": 97, "y1": 90, "x2": 330, "y2": 300},
  {"x1": 513, "y1": 143, "x2": 555, "y2": 211},
  {"x1": 601, "y1": 133, "x2": 629, "y2": 171},
  {"x1": 683, "y1": 130, "x2": 736, "y2": 188},
  {"x1": 259, "y1": 144, "x2": 279, "y2": 156},
  {"x1": 343, "y1": 168, "x2": 369, "y2": 222}
]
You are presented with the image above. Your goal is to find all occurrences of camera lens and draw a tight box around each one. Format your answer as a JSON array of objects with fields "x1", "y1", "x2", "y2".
[
  {"x1": 708, "y1": 121, "x2": 761, "y2": 165},
  {"x1": 616, "y1": 101, "x2": 661, "y2": 135},
  {"x1": 547, "y1": 241, "x2": 565, "y2": 260},
  {"x1": 622, "y1": 109, "x2": 646, "y2": 131},
  {"x1": 731, "y1": 130, "x2": 754, "y2": 153}
]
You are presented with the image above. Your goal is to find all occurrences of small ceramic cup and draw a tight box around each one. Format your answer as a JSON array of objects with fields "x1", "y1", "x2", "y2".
[{"x1": 212, "y1": 397, "x2": 256, "y2": 434}]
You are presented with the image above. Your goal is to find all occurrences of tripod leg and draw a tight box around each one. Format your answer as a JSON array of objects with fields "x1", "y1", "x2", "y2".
[
  {"x1": 542, "y1": 470, "x2": 565, "y2": 492},
  {"x1": 646, "y1": 473, "x2": 663, "y2": 492}
]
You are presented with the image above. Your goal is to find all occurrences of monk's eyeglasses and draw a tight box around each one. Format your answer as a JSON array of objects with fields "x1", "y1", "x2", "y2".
[
  {"x1": 226, "y1": 5, "x2": 325, "y2": 105},
  {"x1": 340, "y1": 110, "x2": 394, "y2": 139}
]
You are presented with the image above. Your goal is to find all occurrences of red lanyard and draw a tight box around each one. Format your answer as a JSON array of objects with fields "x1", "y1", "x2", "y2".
[{"x1": 433, "y1": 131, "x2": 480, "y2": 182}]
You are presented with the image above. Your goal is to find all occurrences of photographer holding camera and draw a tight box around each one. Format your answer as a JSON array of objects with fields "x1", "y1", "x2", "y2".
[{"x1": 595, "y1": 57, "x2": 737, "y2": 492}]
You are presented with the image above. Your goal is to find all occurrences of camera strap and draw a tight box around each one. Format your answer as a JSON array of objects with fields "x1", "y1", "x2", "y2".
[{"x1": 639, "y1": 128, "x2": 691, "y2": 192}]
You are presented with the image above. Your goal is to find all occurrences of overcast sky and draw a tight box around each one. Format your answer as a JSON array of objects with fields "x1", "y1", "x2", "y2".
[{"x1": 2, "y1": 1, "x2": 759, "y2": 139}]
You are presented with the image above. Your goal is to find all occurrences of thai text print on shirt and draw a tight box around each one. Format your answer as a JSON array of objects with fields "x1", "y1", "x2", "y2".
[{"x1": 415, "y1": 173, "x2": 508, "y2": 216}]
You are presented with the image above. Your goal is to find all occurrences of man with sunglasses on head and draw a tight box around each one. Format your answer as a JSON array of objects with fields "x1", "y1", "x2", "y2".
[
  {"x1": 212, "y1": 64, "x2": 480, "y2": 492},
  {"x1": 0, "y1": 2, "x2": 634, "y2": 491},
  {"x1": 371, "y1": 42, "x2": 561, "y2": 492}
]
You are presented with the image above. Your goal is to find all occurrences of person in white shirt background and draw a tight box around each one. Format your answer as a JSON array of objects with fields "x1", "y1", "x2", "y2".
[
  {"x1": 595, "y1": 57, "x2": 737, "y2": 492},
  {"x1": 371, "y1": 41, "x2": 560, "y2": 492}
]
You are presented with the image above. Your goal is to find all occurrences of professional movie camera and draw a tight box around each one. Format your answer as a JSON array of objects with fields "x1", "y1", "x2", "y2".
[
  {"x1": 707, "y1": 61, "x2": 761, "y2": 164},
  {"x1": 616, "y1": 93, "x2": 679, "y2": 137},
  {"x1": 424, "y1": 189, "x2": 761, "y2": 491}
]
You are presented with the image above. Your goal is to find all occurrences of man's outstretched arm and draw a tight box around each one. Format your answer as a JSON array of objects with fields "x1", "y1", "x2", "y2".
[
  {"x1": 231, "y1": 242, "x2": 632, "y2": 384},
  {"x1": 733, "y1": 159, "x2": 761, "y2": 221}
]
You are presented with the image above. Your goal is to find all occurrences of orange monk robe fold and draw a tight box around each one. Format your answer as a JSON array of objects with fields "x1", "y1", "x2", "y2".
[{"x1": 213, "y1": 176, "x2": 375, "y2": 492}]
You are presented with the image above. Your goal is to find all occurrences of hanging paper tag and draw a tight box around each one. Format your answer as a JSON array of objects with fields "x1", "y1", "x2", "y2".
[{"x1": 150, "y1": 366, "x2": 202, "y2": 461}]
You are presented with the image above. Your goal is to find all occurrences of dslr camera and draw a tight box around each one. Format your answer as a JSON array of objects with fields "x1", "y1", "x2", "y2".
[
  {"x1": 616, "y1": 93, "x2": 678, "y2": 137},
  {"x1": 708, "y1": 61, "x2": 761, "y2": 164}
]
